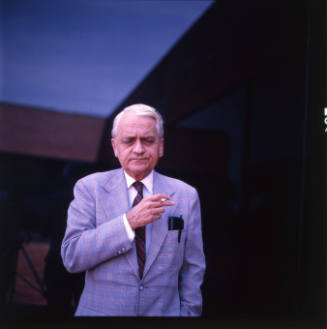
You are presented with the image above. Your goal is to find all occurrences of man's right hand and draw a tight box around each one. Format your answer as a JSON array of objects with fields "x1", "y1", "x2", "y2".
[{"x1": 126, "y1": 194, "x2": 175, "y2": 230}]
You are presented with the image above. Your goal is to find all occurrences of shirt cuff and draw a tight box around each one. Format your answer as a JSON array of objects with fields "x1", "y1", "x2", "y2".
[{"x1": 123, "y1": 214, "x2": 135, "y2": 241}]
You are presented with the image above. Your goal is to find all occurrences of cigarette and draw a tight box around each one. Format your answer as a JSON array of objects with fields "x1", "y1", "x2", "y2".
[{"x1": 160, "y1": 198, "x2": 167, "y2": 202}]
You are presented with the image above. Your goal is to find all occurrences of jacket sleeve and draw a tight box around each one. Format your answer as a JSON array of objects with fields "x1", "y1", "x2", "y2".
[
  {"x1": 179, "y1": 188, "x2": 206, "y2": 316},
  {"x1": 61, "y1": 178, "x2": 133, "y2": 273}
]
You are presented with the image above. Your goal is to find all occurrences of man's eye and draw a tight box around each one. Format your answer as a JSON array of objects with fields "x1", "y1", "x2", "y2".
[
  {"x1": 144, "y1": 138, "x2": 154, "y2": 144},
  {"x1": 123, "y1": 139, "x2": 134, "y2": 145}
]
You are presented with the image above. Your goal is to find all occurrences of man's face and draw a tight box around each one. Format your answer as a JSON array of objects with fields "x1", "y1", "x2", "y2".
[{"x1": 111, "y1": 112, "x2": 164, "y2": 181}]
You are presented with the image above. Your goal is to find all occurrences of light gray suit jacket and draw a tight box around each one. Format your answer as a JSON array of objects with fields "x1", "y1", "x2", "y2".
[{"x1": 61, "y1": 168, "x2": 205, "y2": 316}]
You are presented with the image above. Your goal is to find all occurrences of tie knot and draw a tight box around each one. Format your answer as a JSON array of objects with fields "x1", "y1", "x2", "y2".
[{"x1": 133, "y1": 181, "x2": 143, "y2": 195}]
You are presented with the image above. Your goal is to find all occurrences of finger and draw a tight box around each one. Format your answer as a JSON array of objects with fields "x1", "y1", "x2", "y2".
[
  {"x1": 150, "y1": 207, "x2": 165, "y2": 215},
  {"x1": 162, "y1": 200, "x2": 175, "y2": 206},
  {"x1": 151, "y1": 200, "x2": 175, "y2": 208},
  {"x1": 149, "y1": 194, "x2": 171, "y2": 201},
  {"x1": 145, "y1": 214, "x2": 162, "y2": 225}
]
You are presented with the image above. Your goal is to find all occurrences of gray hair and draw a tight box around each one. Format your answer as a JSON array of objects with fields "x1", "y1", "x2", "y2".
[{"x1": 111, "y1": 104, "x2": 164, "y2": 139}]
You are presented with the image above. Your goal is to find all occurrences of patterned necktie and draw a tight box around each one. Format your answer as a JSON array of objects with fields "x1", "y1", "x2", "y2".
[{"x1": 132, "y1": 181, "x2": 146, "y2": 279}]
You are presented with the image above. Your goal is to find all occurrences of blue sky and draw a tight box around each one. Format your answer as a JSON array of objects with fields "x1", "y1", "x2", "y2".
[{"x1": 0, "y1": 0, "x2": 213, "y2": 117}]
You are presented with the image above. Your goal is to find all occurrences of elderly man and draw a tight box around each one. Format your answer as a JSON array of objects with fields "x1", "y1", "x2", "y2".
[{"x1": 61, "y1": 104, "x2": 205, "y2": 316}]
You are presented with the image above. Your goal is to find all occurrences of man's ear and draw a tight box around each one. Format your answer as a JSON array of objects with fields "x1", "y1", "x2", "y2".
[
  {"x1": 111, "y1": 138, "x2": 118, "y2": 157},
  {"x1": 159, "y1": 138, "x2": 164, "y2": 158}
]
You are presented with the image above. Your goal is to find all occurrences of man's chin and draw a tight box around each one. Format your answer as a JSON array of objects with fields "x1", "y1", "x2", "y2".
[{"x1": 127, "y1": 166, "x2": 151, "y2": 180}]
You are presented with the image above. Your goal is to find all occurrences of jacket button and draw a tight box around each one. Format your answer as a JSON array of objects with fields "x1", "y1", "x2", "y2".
[{"x1": 139, "y1": 285, "x2": 144, "y2": 291}]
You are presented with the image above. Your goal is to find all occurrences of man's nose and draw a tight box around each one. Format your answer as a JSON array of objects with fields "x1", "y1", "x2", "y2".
[{"x1": 133, "y1": 140, "x2": 145, "y2": 153}]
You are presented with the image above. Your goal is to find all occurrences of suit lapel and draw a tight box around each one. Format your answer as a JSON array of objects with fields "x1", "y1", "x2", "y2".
[
  {"x1": 143, "y1": 171, "x2": 175, "y2": 278},
  {"x1": 102, "y1": 169, "x2": 130, "y2": 218},
  {"x1": 101, "y1": 169, "x2": 139, "y2": 278}
]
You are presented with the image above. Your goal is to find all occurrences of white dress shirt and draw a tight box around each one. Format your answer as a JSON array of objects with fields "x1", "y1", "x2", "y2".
[{"x1": 122, "y1": 170, "x2": 154, "y2": 255}]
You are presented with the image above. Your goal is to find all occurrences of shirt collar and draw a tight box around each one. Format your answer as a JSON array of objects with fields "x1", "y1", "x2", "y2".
[{"x1": 124, "y1": 170, "x2": 153, "y2": 194}]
